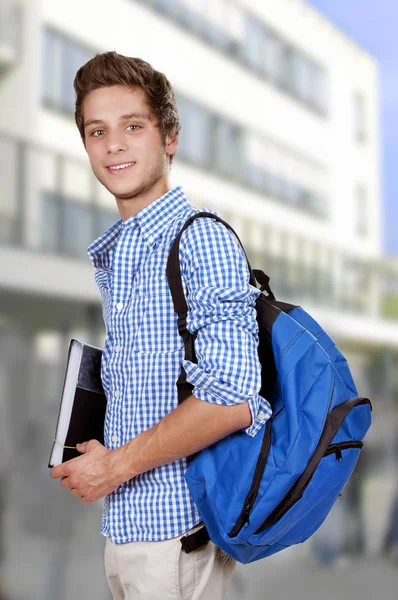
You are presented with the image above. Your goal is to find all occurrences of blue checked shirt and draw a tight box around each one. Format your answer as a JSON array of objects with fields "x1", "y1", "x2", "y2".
[{"x1": 87, "y1": 185, "x2": 272, "y2": 543}]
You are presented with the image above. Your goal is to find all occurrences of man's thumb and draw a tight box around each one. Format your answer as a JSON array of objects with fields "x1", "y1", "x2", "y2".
[{"x1": 76, "y1": 442, "x2": 87, "y2": 453}]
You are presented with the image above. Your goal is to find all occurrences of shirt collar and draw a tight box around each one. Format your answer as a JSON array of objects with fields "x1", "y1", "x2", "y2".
[
  {"x1": 87, "y1": 185, "x2": 190, "y2": 269},
  {"x1": 124, "y1": 185, "x2": 190, "y2": 246}
]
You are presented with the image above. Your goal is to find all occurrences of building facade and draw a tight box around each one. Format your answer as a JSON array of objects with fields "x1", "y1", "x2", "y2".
[{"x1": 0, "y1": 0, "x2": 397, "y2": 597}]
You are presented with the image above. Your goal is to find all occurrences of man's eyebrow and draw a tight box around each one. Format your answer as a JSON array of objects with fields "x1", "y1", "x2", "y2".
[{"x1": 84, "y1": 112, "x2": 150, "y2": 129}]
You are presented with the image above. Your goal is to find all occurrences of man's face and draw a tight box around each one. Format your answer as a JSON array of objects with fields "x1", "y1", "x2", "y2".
[{"x1": 83, "y1": 85, "x2": 176, "y2": 203}]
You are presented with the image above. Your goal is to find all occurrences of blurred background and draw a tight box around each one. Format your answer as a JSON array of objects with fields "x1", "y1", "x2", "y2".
[{"x1": 0, "y1": 0, "x2": 397, "y2": 598}]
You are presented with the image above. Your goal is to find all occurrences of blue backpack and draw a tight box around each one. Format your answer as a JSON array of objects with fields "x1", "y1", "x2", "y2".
[{"x1": 166, "y1": 212, "x2": 372, "y2": 564}]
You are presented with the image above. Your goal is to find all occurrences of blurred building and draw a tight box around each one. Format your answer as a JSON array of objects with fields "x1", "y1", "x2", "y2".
[{"x1": 0, "y1": 0, "x2": 398, "y2": 597}]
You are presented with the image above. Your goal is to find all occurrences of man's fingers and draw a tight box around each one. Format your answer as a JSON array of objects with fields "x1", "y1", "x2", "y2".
[
  {"x1": 70, "y1": 488, "x2": 81, "y2": 498},
  {"x1": 60, "y1": 476, "x2": 71, "y2": 489},
  {"x1": 50, "y1": 460, "x2": 72, "y2": 480},
  {"x1": 50, "y1": 464, "x2": 65, "y2": 479}
]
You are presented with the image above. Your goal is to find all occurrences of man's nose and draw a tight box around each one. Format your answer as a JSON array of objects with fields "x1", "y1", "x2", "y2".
[{"x1": 106, "y1": 131, "x2": 128, "y2": 154}]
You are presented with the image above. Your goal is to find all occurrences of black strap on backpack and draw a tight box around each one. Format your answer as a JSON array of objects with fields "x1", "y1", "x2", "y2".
[{"x1": 166, "y1": 212, "x2": 275, "y2": 554}]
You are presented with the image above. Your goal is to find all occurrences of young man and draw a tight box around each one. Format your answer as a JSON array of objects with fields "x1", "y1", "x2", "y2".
[{"x1": 50, "y1": 51, "x2": 272, "y2": 599}]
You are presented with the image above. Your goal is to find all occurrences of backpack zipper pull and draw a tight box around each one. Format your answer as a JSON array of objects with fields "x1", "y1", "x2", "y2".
[
  {"x1": 335, "y1": 448, "x2": 343, "y2": 463},
  {"x1": 242, "y1": 503, "x2": 252, "y2": 525}
]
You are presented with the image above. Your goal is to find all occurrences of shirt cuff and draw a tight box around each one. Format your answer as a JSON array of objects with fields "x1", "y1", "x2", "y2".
[{"x1": 182, "y1": 359, "x2": 272, "y2": 438}]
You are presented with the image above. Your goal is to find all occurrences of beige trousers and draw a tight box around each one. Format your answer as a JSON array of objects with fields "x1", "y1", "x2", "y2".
[{"x1": 104, "y1": 523, "x2": 237, "y2": 600}]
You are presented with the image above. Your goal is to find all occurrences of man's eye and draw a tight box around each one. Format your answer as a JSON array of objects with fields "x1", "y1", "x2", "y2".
[{"x1": 90, "y1": 125, "x2": 139, "y2": 137}]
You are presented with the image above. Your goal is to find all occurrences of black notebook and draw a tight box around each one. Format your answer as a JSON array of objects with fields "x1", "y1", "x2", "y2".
[{"x1": 48, "y1": 339, "x2": 107, "y2": 468}]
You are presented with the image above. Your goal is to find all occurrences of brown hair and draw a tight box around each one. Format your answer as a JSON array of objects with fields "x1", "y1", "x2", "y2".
[{"x1": 73, "y1": 51, "x2": 181, "y2": 165}]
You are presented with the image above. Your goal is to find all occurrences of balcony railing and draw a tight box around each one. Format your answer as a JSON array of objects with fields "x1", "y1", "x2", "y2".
[{"x1": 0, "y1": 132, "x2": 397, "y2": 321}]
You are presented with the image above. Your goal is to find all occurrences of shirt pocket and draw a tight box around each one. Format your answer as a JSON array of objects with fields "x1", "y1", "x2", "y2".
[{"x1": 132, "y1": 267, "x2": 184, "y2": 353}]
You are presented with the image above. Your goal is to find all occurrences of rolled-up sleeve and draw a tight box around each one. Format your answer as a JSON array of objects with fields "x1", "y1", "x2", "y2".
[{"x1": 179, "y1": 211, "x2": 272, "y2": 438}]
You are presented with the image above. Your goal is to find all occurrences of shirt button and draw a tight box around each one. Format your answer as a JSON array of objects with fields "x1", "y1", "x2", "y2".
[
  {"x1": 114, "y1": 390, "x2": 120, "y2": 398},
  {"x1": 112, "y1": 435, "x2": 119, "y2": 443},
  {"x1": 115, "y1": 345, "x2": 122, "y2": 353},
  {"x1": 116, "y1": 302, "x2": 123, "y2": 310},
  {"x1": 257, "y1": 411, "x2": 266, "y2": 420},
  {"x1": 148, "y1": 235, "x2": 154, "y2": 243}
]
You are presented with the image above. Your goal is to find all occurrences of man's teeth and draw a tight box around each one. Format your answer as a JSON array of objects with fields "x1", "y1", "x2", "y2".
[{"x1": 109, "y1": 162, "x2": 135, "y2": 170}]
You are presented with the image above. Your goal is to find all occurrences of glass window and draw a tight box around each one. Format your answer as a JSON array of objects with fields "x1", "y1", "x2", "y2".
[
  {"x1": 213, "y1": 118, "x2": 242, "y2": 178},
  {"x1": 62, "y1": 201, "x2": 94, "y2": 259},
  {"x1": 39, "y1": 192, "x2": 60, "y2": 253},
  {"x1": 311, "y1": 65, "x2": 327, "y2": 112},
  {"x1": 243, "y1": 163, "x2": 264, "y2": 191},
  {"x1": 267, "y1": 173, "x2": 283, "y2": 198},
  {"x1": 180, "y1": 3, "x2": 205, "y2": 36},
  {"x1": 279, "y1": 45, "x2": 294, "y2": 91},
  {"x1": 204, "y1": 22, "x2": 235, "y2": 53},
  {"x1": 42, "y1": 28, "x2": 94, "y2": 114},
  {"x1": 263, "y1": 31, "x2": 283, "y2": 83},
  {"x1": 242, "y1": 17, "x2": 265, "y2": 72},
  {"x1": 61, "y1": 41, "x2": 93, "y2": 113},
  {"x1": 41, "y1": 29, "x2": 62, "y2": 107},
  {"x1": 283, "y1": 180, "x2": 302, "y2": 206},
  {"x1": 94, "y1": 209, "x2": 120, "y2": 238},
  {"x1": 154, "y1": 0, "x2": 185, "y2": 21},
  {"x1": 177, "y1": 100, "x2": 211, "y2": 167},
  {"x1": 291, "y1": 52, "x2": 312, "y2": 103}
]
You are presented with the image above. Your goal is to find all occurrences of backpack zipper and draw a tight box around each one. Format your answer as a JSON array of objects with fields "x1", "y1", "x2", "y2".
[
  {"x1": 323, "y1": 441, "x2": 363, "y2": 462},
  {"x1": 253, "y1": 396, "x2": 370, "y2": 535},
  {"x1": 228, "y1": 368, "x2": 335, "y2": 539},
  {"x1": 228, "y1": 419, "x2": 272, "y2": 538}
]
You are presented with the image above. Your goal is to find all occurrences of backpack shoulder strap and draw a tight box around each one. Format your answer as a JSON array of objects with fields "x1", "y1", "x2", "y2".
[{"x1": 166, "y1": 211, "x2": 258, "y2": 333}]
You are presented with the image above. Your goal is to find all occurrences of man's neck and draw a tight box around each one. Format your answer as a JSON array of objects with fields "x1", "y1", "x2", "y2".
[{"x1": 116, "y1": 180, "x2": 171, "y2": 222}]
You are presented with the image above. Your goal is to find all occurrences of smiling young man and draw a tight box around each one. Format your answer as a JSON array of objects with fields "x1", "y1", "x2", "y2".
[{"x1": 50, "y1": 51, "x2": 272, "y2": 599}]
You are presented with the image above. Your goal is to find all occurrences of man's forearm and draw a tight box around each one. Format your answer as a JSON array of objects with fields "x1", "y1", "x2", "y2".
[{"x1": 109, "y1": 394, "x2": 252, "y2": 483}]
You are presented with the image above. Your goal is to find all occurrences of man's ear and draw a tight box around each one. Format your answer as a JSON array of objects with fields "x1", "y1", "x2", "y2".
[{"x1": 165, "y1": 131, "x2": 178, "y2": 158}]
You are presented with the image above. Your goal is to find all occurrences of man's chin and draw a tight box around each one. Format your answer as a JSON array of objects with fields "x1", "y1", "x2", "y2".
[
  {"x1": 113, "y1": 187, "x2": 142, "y2": 201},
  {"x1": 103, "y1": 180, "x2": 140, "y2": 200}
]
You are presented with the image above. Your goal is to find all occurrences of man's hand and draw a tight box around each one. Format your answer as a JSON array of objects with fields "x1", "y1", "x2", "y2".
[{"x1": 50, "y1": 439, "x2": 125, "y2": 504}]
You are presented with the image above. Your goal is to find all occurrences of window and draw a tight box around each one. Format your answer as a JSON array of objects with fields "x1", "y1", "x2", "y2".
[
  {"x1": 0, "y1": 1, "x2": 21, "y2": 55},
  {"x1": 176, "y1": 93, "x2": 327, "y2": 217},
  {"x1": 62, "y1": 201, "x2": 94, "y2": 258},
  {"x1": 62, "y1": 43, "x2": 93, "y2": 113},
  {"x1": 94, "y1": 209, "x2": 120, "y2": 239},
  {"x1": 243, "y1": 163, "x2": 266, "y2": 192},
  {"x1": 292, "y1": 52, "x2": 312, "y2": 103},
  {"x1": 278, "y1": 45, "x2": 295, "y2": 91},
  {"x1": 41, "y1": 28, "x2": 94, "y2": 113},
  {"x1": 354, "y1": 91, "x2": 367, "y2": 142},
  {"x1": 312, "y1": 65, "x2": 326, "y2": 112},
  {"x1": 42, "y1": 29, "x2": 63, "y2": 107},
  {"x1": 144, "y1": 2, "x2": 327, "y2": 116},
  {"x1": 153, "y1": 0, "x2": 185, "y2": 21},
  {"x1": 263, "y1": 30, "x2": 283, "y2": 83},
  {"x1": 40, "y1": 192, "x2": 119, "y2": 258},
  {"x1": 39, "y1": 193, "x2": 60, "y2": 253},
  {"x1": 177, "y1": 98, "x2": 212, "y2": 167},
  {"x1": 213, "y1": 118, "x2": 242, "y2": 178},
  {"x1": 0, "y1": 136, "x2": 18, "y2": 243},
  {"x1": 242, "y1": 17, "x2": 265, "y2": 73}
]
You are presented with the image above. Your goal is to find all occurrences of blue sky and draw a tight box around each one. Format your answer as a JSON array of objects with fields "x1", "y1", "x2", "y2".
[{"x1": 308, "y1": 0, "x2": 397, "y2": 257}]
